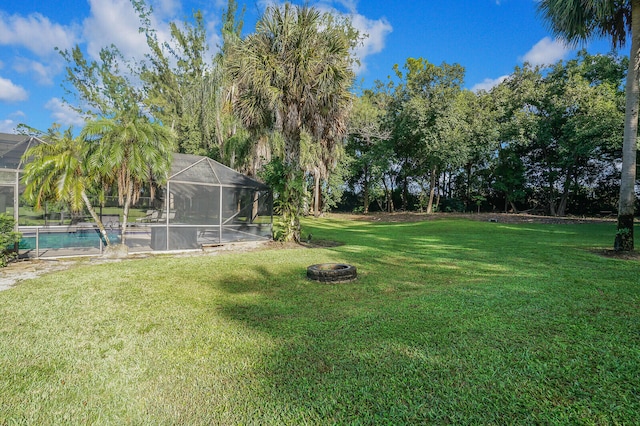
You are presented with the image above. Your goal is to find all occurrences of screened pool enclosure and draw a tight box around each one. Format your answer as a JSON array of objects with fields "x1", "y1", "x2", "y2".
[
  {"x1": 0, "y1": 132, "x2": 273, "y2": 258},
  {"x1": 150, "y1": 153, "x2": 273, "y2": 251}
]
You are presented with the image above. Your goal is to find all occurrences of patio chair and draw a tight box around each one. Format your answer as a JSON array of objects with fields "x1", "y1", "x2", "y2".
[
  {"x1": 151, "y1": 210, "x2": 176, "y2": 223},
  {"x1": 136, "y1": 210, "x2": 159, "y2": 223}
]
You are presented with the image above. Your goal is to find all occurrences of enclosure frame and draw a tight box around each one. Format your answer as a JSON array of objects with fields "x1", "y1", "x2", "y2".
[
  {"x1": 149, "y1": 153, "x2": 273, "y2": 252},
  {"x1": 0, "y1": 133, "x2": 44, "y2": 230}
]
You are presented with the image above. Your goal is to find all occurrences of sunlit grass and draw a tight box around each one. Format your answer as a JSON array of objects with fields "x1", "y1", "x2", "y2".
[{"x1": 0, "y1": 217, "x2": 638, "y2": 424}]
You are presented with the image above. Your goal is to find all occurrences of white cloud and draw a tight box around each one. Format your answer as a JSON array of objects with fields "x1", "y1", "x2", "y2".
[
  {"x1": 471, "y1": 75, "x2": 509, "y2": 92},
  {"x1": 45, "y1": 98, "x2": 86, "y2": 127},
  {"x1": 152, "y1": 0, "x2": 182, "y2": 19},
  {"x1": 332, "y1": 0, "x2": 358, "y2": 12},
  {"x1": 0, "y1": 111, "x2": 25, "y2": 133},
  {"x1": 520, "y1": 37, "x2": 572, "y2": 66},
  {"x1": 0, "y1": 11, "x2": 79, "y2": 57},
  {"x1": 82, "y1": 0, "x2": 191, "y2": 68},
  {"x1": 13, "y1": 58, "x2": 62, "y2": 86},
  {"x1": 0, "y1": 119, "x2": 18, "y2": 133},
  {"x1": 83, "y1": 0, "x2": 154, "y2": 60},
  {"x1": 311, "y1": 1, "x2": 394, "y2": 74},
  {"x1": 0, "y1": 77, "x2": 28, "y2": 102},
  {"x1": 349, "y1": 13, "x2": 393, "y2": 74},
  {"x1": 250, "y1": 1, "x2": 392, "y2": 75}
]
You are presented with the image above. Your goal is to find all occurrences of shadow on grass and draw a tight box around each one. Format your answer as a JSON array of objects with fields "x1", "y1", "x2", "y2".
[{"x1": 207, "y1": 218, "x2": 639, "y2": 423}]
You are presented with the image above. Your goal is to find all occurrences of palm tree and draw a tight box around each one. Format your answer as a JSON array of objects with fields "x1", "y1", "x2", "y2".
[
  {"x1": 227, "y1": 3, "x2": 356, "y2": 242},
  {"x1": 81, "y1": 106, "x2": 175, "y2": 247},
  {"x1": 22, "y1": 126, "x2": 111, "y2": 246},
  {"x1": 538, "y1": 0, "x2": 639, "y2": 251}
]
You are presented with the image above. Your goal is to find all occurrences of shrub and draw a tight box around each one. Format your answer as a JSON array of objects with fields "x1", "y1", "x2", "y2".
[
  {"x1": 0, "y1": 214, "x2": 21, "y2": 267},
  {"x1": 439, "y1": 198, "x2": 465, "y2": 213}
]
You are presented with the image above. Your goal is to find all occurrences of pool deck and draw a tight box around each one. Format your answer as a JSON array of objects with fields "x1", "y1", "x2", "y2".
[{"x1": 18, "y1": 227, "x2": 271, "y2": 259}]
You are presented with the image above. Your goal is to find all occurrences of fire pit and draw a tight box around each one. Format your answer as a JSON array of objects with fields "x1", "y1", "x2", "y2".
[{"x1": 307, "y1": 263, "x2": 357, "y2": 283}]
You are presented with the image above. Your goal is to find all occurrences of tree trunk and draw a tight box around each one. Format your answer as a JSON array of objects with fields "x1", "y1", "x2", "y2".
[
  {"x1": 557, "y1": 192, "x2": 569, "y2": 217},
  {"x1": 216, "y1": 111, "x2": 225, "y2": 160},
  {"x1": 382, "y1": 177, "x2": 392, "y2": 212},
  {"x1": 313, "y1": 171, "x2": 321, "y2": 218},
  {"x1": 557, "y1": 163, "x2": 576, "y2": 217},
  {"x1": 557, "y1": 179, "x2": 570, "y2": 217},
  {"x1": 426, "y1": 166, "x2": 437, "y2": 214},
  {"x1": 401, "y1": 175, "x2": 408, "y2": 211},
  {"x1": 251, "y1": 190, "x2": 259, "y2": 223},
  {"x1": 466, "y1": 162, "x2": 472, "y2": 206},
  {"x1": 363, "y1": 165, "x2": 370, "y2": 214},
  {"x1": 548, "y1": 168, "x2": 557, "y2": 216},
  {"x1": 617, "y1": 0, "x2": 640, "y2": 251},
  {"x1": 435, "y1": 171, "x2": 442, "y2": 210},
  {"x1": 121, "y1": 180, "x2": 133, "y2": 247},
  {"x1": 81, "y1": 191, "x2": 110, "y2": 246},
  {"x1": 281, "y1": 133, "x2": 302, "y2": 243}
]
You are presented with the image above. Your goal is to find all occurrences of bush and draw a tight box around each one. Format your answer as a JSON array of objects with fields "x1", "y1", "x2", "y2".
[
  {"x1": 439, "y1": 198, "x2": 466, "y2": 213},
  {"x1": 0, "y1": 214, "x2": 21, "y2": 267},
  {"x1": 258, "y1": 159, "x2": 305, "y2": 241}
]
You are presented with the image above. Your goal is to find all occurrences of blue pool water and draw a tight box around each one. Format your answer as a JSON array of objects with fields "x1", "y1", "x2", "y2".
[{"x1": 19, "y1": 229, "x2": 121, "y2": 250}]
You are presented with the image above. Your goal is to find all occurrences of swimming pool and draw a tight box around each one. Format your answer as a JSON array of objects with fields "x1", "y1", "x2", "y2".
[{"x1": 19, "y1": 229, "x2": 121, "y2": 250}]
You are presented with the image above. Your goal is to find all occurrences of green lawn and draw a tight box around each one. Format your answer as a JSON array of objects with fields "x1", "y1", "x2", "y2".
[{"x1": 1, "y1": 216, "x2": 638, "y2": 424}]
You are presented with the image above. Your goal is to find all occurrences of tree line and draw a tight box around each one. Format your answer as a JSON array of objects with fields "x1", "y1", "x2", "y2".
[{"x1": 345, "y1": 51, "x2": 626, "y2": 221}]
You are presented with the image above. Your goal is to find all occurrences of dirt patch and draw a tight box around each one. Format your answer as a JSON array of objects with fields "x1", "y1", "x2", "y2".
[
  {"x1": 0, "y1": 241, "x2": 270, "y2": 292},
  {"x1": 590, "y1": 249, "x2": 640, "y2": 261},
  {"x1": 262, "y1": 239, "x2": 343, "y2": 251},
  {"x1": 304, "y1": 239, "x2": 344, "y2": 248},
  {"x1": 0, "y1": 259, "x2": 88, "y2": 292},
  {"x1": 326, "y1": 211, "x2": 616, "y2": 225}
]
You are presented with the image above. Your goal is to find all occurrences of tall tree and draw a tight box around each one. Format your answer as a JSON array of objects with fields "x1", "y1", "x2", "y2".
[
  {"x1": 455, "y1": 89, "x2": 501, "y2": 210},
  {"x1": 493, "y1": 147, "x2": 527, "y2": 213},
  {"x1": 497, "y1": 55, "x2": 623, "y2": 216},
  {"x1": 347, "y1": 90, "x2": 392, "y2": 213},
  {"x1": 135, "y1": 4, "x2": 216, "y2": 156},
  {"x1": 390, "y1": 58, "x2": 467, "y2": 213},
  {"x1": 60, "y1": 33, "x2": 176, "y2": 250},
  {"x1": 538, "y1": 0, "x2": 638, "y2": 250},
  {"x1": 81, "y1": 106, "x2": 174, "y2": 246},
  {"x1": 22, "y1": 126, "x2": 111, "y2": 245},
  {"x1": 227, "y1": 3, "x2": 357, "y2": 242},
  {"x1": 59, "y1": 45, "x2": 140, "y2": 119}
]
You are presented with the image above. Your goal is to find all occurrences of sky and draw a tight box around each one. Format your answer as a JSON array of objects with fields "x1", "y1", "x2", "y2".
[{"x1": 0, "y1": 0, "x2": 616, "y2": 134}]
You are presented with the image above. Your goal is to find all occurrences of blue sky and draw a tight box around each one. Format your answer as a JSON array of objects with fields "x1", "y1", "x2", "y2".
[{"x1": 0, "y1": 0, "x2": 615, "y2": 134}]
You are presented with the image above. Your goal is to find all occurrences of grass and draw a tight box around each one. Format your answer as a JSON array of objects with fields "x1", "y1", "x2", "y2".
[{"x1": 0, "y1": 216, "x2": 638, "y2": 424}]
